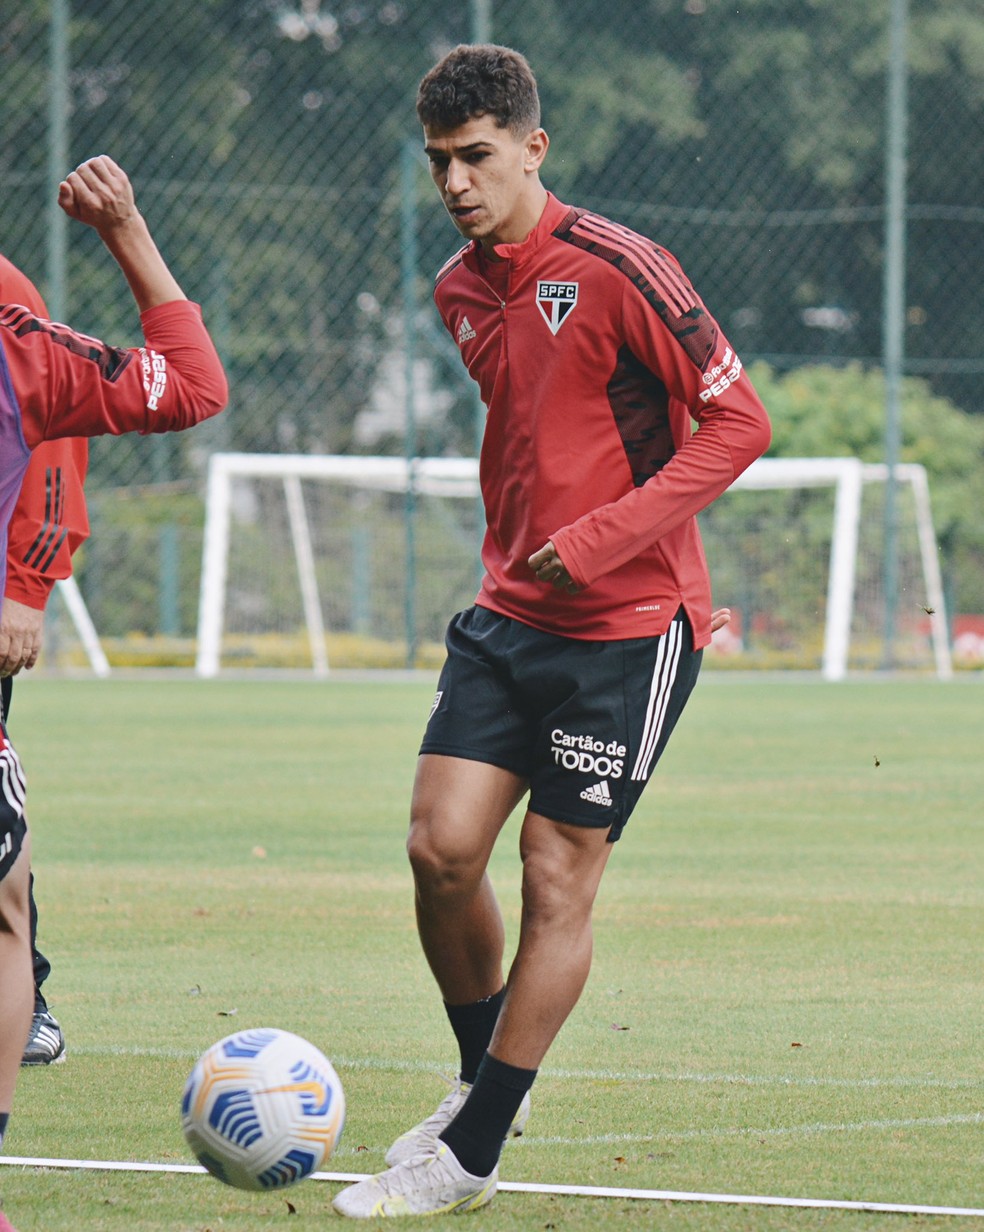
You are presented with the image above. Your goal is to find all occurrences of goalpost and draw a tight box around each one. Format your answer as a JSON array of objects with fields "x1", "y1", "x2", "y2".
[
  {"x1": 706, "y1": 457, "x2": 951, "y2": 680},
  {"x1": 194, "y1": 453, "x2": 951, "y2": 681},
  {"x1": 195, "y1": 453, "x2": 480, "y2": 678},
  {"x1": 52, "y1": 575, "x2": 111, "y2": 677}
]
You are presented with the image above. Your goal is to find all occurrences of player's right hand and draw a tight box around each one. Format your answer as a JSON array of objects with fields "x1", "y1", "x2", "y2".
[
  {"x1": 0, "y1": 597, "x2": 45, "y2": 677},
  {"x1": 528, "y1": 540, "x2": 581, "y2": 595}
]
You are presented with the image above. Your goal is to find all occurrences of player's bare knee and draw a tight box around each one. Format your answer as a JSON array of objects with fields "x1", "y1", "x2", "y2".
[
  {"x1": 406, "y1": 822, "x2": 481, "y2": 901},
  {"x1": 519, "y1": 849, "x2": 595, "y2": 928}
]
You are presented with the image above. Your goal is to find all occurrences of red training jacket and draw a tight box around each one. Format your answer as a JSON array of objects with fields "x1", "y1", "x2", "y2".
[
  {"x1": 0, "y1": 254, "x2": 89, "y2": 611},
  {"x1": 0, "y1": 299, "x2": 228, "y2": 612},
  {"x1": 434, "y1": 192, "x2": 772, "y2": 647}
]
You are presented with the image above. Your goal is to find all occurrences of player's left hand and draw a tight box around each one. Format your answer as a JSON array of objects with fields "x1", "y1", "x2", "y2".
[
  {"x1": 0, "y1": 597, "x2": 46, "y2": 677},
  {"x1": 528, "y1": 541, "x2": 580, "y2": 595},
  {"x1": 57, "y1": 155, "x2": 139, "y2": 235}
]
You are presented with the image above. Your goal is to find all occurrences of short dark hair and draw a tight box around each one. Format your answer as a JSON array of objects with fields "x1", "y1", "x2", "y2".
[{"x1": 416, "y1": 43, "x2": 541, "y2": 135}]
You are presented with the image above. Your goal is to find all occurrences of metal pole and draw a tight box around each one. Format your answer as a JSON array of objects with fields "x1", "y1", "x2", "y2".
[
  {"x1": 472, "y1": 385, "x2": 486, "y2": 594},
  {"x1": 470, "y1": 0, "x2": 492, "y2": 43},
  {"x1": 47, "y1": 0, "x2": 70, "y2": 318},
  {"x1": 469, "y1": 0, "x2": 492, "y2": 589},
  {"x1": 401, "y1": 139, "x2": 419, "y2": 668},
  {"x1": 881, "y1": 0, "x2": 908, "y2": 668}
]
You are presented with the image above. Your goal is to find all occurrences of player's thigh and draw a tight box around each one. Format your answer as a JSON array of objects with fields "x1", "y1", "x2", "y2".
[
  {"x1": 517, "y1": 809, "x2": 614, "y2": 918},
  {"x1": 409, "y1": 753, "x2": 528, "y2": 873}
]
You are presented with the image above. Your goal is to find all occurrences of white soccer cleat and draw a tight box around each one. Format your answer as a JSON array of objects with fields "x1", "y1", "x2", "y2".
[
  {"x1": 384, "y1": 1077, "x2": 531, "y2": 1167},
  {"x1": 331, "y1": 1142, "x2": 496, "y2": 1218}
]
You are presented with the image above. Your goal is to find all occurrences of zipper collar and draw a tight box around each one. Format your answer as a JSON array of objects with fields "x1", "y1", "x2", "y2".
[{"x1": 461, "y1": 192, "x2": 571, "y2": 273}]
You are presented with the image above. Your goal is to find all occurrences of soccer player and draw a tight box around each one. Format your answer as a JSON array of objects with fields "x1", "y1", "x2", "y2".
[
  {"x1": 0, "y1": 155, "x2": 227, "y2": 1231},
  {"x1": 0, "y1": 254, "x2": 90, "y2": 1068},
  {"x1": 332, "y1": 44, "x2": 771, "y2": 1219}
]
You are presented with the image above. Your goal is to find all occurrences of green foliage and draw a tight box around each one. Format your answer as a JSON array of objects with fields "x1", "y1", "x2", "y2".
[
  {"x1": 914, "y1": 6, "x2": 984, "y2": 99},
  {"x1": 508, "y1": 6, "x2": 706, "y2": 194},
  {"x1": 4, "y1": 0, "x2": 982, "y2": 445},
  {"x1": 75, "y1": 489, "x2": 206, "y2": 637}
]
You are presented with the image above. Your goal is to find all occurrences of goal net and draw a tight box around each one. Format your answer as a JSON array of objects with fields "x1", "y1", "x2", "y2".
[
  {"x1": 195, "y1": 453, "x2": 951, "y2": 679},
  {"x1": 698, "y1": 458, "x2": 950, "y2": 677}
]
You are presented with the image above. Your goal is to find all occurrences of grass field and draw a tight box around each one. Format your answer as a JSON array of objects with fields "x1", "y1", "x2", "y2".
[{"x1": 0, "y1": 674, "x2": 982, "y2": 1231}]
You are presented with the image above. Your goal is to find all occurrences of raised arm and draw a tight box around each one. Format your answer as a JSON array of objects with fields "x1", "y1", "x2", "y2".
[
  {"x1": 5, "y1": 156, "x2": 227, "y2": 448},
  {"x1": 57, "y1": 156, "x2": 186, "y2": 311}
]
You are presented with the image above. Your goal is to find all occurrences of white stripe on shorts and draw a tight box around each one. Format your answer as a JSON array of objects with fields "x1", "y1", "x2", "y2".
[
  {"x1": 631, "y1": 619, "x2": 683, "y2": 782},
  {"x1": 1, "y1": 746, "x2": 27, "y2": 819}
]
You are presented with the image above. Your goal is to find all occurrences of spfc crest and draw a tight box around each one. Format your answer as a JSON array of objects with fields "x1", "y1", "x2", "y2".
[{"x1": 535, "y1": 280, "x2": 579, "y2": 335}]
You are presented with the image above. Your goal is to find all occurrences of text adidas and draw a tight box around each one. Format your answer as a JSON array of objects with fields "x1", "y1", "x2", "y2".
[{"x1": 580, "y1": 780, "x2": 613, "y2": 807}]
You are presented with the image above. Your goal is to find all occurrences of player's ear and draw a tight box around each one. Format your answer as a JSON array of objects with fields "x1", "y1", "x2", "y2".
[{"x1": 524, "y1": 127, "x2": 549, "y2": 173}]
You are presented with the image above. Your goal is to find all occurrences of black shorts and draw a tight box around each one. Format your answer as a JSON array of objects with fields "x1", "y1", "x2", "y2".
[
  {"x1": 0, "y1": 720, "x2": 28, "y2": 881},
  {"x1": 421, "y1": 605, "x2": 702, "y2": 841}
]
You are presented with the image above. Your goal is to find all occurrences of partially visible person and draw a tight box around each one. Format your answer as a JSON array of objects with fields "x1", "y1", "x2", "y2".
[
  {"x1": 0, "y1": 252, "x2": 90, "y2": 1068},
  {"x1": 0, "y1": 154, "x2": 228, "y2": 1230}
]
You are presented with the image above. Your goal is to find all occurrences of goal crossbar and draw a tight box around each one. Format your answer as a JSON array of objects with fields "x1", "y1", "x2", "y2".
[{"x1": 195, "y1": 453, "x2": 951, "y2": 680}]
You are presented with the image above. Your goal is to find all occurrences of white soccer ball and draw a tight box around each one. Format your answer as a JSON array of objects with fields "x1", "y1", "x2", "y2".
[{"x1": 181, "y1": 1027, "x2": 345, "y2": 1191}]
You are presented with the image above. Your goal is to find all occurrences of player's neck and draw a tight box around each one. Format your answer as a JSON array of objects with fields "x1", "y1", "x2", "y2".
[{"x1": 480, "y1": 183, "x2": 549, "y2": 258}]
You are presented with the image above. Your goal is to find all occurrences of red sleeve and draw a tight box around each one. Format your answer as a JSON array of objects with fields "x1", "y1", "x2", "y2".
[
  {"x1": 551, "y1": 274, "x2": 771, "y2": 588},
  {"x1": 3, "y1": 299, "x2": 227, "y2": 448},
  {"x1": 4, "y1": 437, "x2": 90, "y2": 609},
  {"x1": 0, "y1": 254, "x2": 91, "y2": 608}
]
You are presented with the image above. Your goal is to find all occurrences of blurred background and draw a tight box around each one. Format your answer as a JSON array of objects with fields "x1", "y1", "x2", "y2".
[{"x1": 2, "y1": 0, "x2": 982, "y2": 672}]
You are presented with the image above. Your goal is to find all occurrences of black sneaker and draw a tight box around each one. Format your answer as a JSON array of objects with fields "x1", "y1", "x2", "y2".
[{"x1": 21, "y1": 1009, "x2": 67, "y2": 1066}]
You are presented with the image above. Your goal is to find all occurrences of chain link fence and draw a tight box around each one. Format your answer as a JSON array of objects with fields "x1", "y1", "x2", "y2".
[{"x1": 2, "y1": 0, "x2": 983, "y2": 669}]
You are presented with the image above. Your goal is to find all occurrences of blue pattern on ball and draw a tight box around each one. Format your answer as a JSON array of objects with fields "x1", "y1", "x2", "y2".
[
  {"x1": 258, "y1": 1147, "x2": 319, "y2": 1189},
  {"x1": 289, "y1": 1059, "x2": 336, "y2": 1116},
  {"x1": 210, "y1": 1089, "x2": 263, "y2": 1148},
  {"x1": 220, "y1": 1027, "x2": 280, "y2": 1059}
]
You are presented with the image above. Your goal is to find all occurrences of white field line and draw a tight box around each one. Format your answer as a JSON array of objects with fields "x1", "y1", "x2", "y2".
[
  {"x1": 523, "y1": 1110, "x2": 984, "y2": 1146},
  {"x1": 73, "y1": 1046, "x2": 984, "y2": 1092},
  {"x1": 0, "y1": 1156, "x2": 982, "y2": 1218}
]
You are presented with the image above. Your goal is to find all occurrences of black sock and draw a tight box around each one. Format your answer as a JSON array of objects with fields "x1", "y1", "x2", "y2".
[
  {"x1": 438, "y1": 1051, "x2": 537, "y2": 1178},
  {"x1": 443, "y1": 989, "x2": 505, "y2": 1085},
  {"x1": 0, "y1": 1112, "x2": 8, "y2": 1151}
]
